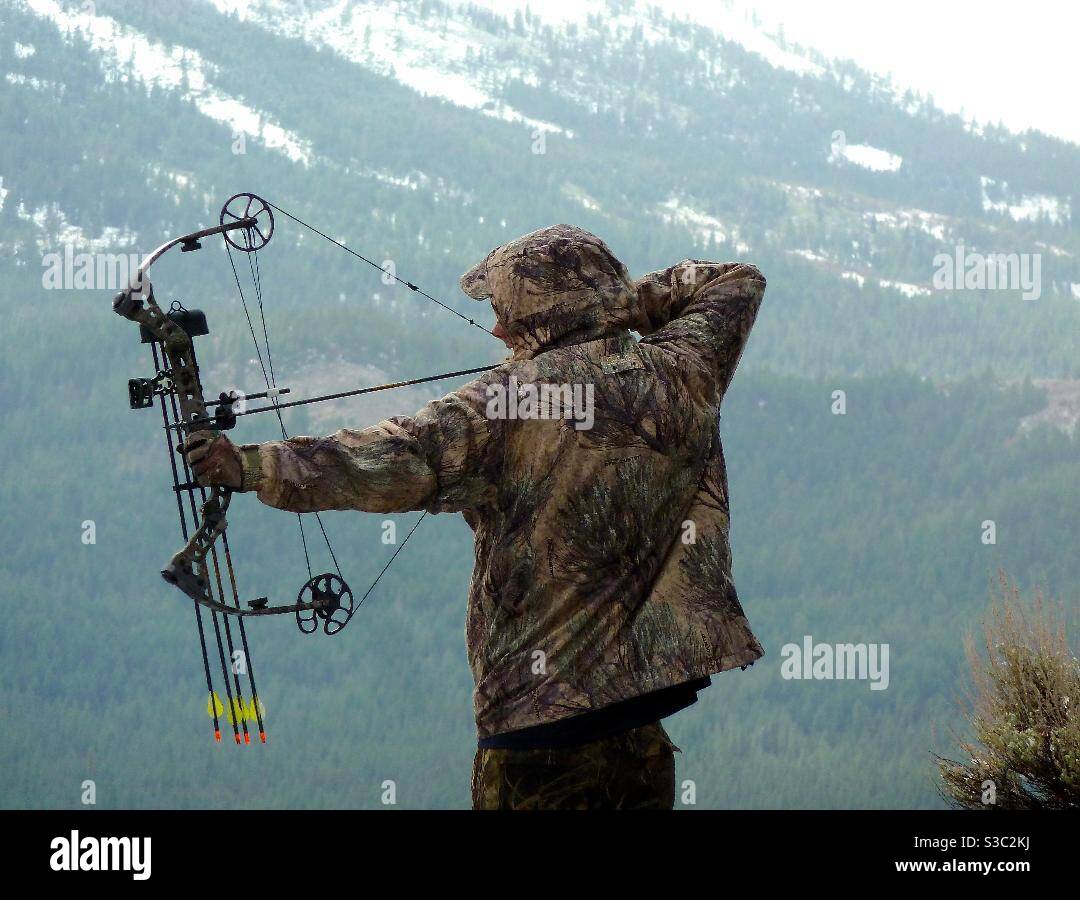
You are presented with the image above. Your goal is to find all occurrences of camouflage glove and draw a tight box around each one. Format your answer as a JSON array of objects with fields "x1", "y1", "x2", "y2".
[{"x1": 183, "y1": 430, "x2": 244, "y2": 490}]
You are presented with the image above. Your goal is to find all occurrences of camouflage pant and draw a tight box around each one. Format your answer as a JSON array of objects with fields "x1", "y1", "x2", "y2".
[{"x1": 471, "y1": 722, "x2": 677, "y2": 810}]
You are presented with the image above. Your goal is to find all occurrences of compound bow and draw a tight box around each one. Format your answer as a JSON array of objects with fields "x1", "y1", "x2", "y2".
[{"x1": 113, "y1": 192, "x2": 497, "y2": 743}]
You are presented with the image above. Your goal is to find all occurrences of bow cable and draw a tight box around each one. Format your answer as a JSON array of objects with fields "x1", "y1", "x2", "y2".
[{"x1": 266, "y1": 201, "x2": 496, "y2": 337}]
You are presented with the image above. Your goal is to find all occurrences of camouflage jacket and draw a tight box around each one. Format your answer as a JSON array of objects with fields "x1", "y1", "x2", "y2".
[{"x1": 240, "y1": 225, "x2": 766, "y2": 739}]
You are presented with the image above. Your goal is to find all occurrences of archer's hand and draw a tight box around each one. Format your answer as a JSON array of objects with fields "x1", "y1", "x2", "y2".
[{"x1": 184, "y1": 431, "x2": 244, "y2": 490}]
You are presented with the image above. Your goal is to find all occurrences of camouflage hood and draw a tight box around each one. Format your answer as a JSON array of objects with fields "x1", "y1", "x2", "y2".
[{"x1": 460, "y1": 224, "x2": 640, "y2": 357}]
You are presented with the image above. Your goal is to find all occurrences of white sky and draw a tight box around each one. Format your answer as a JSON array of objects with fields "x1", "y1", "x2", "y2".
[
  {"x1": 488, "y1": 0, "x2": 1079, "y2": 145},
  {"x1": 707, "y1": 0, "x2": 1079, "y2": 145}
]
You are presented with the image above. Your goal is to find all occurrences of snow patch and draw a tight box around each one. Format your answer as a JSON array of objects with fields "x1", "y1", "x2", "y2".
[
  {"x1": 680, "y1": 3, "x2": 825, "y2": 77},
  {"x1": 658, "y1": 196, "x2": 750, "y2": 253},
  {"x1": 562, "y1": 183, "x2": 602, "y2": 212},
  {"x1": 790, "y1": 248, "x2": 931, "y2": 297},
  {"x1": 1035, "y1": 242, "x2": 1073, "y2": 258},
  {"x1": 1018, "y1": 380, "x2": 1080, "y2": 437},
  {"x1": 778, "y1": 182, "x2": 824, "y2": 201},
  {"x1": 879, "y1": 278, "x2": 931, "y2": 297},
  {"x1": 980, "y1": 176, "x2": 1069, "y2": 224},
  {"x1": 5, "y1": 72, "x2": 65, "y2": 92},
  {"x1": 788, "y1": 248, "x2": 829, "y2": 263},
  {"x1": 341, "y1": 165, "x2": 476, "y2": 209},
  {"x1": 17, "y1": 199, "x2": 139, "y2": 253},
  {"x1": 829, "y1": 142, "x2": 903, "y2": 173},
  {"x1": 866, "y1": 207, "x2": 949, "y2": 241}
]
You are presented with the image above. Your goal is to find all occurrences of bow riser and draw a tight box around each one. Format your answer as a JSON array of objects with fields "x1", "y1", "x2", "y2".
[{"x1": 114, "y1": 281, "x2": 339, "y2": 622}]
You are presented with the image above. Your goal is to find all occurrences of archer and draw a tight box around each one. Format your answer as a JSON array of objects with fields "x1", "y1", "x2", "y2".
[{"x1": 186, "y1": 224, "x2": 767, "y2": 810}]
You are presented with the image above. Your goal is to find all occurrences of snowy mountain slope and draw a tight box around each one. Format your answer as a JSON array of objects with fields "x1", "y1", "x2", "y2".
[
  {"x1": 204, "y1": 0, "x2": 1080, "y2": 305},
  {"x1": 3, "y1": 0, "x2": 1079, "y2": 378}
]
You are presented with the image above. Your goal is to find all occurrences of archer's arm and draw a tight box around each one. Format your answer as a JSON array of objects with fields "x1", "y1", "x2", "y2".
[
  {"x1": 239, "y1": 376, "x2": 502, "y2": 515},
  {"x1": 635, "y1": 261, "x2": 766, "y2": 398}
]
